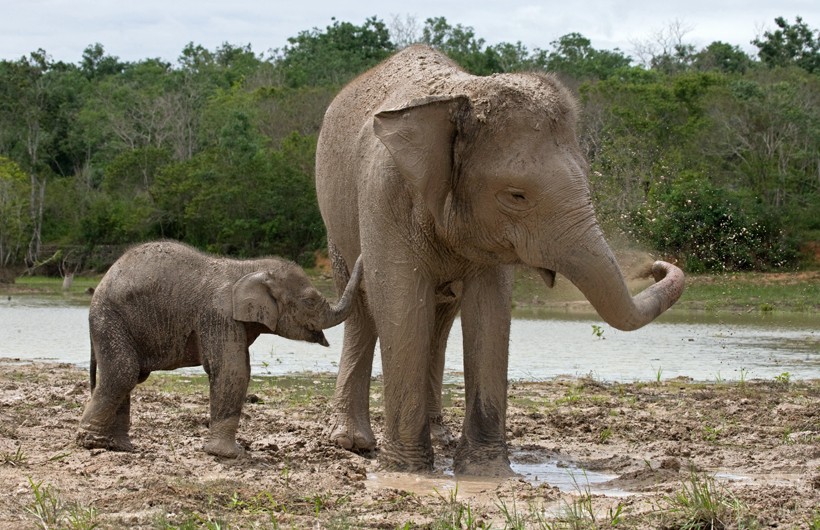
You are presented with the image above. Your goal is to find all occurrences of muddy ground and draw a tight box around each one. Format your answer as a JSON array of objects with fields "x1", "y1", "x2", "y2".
[{"x1": 0, "y1": 360, "x2": 818, "y2": 529}]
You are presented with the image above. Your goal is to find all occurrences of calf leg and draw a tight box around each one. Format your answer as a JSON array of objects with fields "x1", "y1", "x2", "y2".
[
  {"x1": 78, "y1": 334, "x2": 139, "y2": 451},
  {"x1": 201, "y1": 332, "x2": 250, "y2": 458}
]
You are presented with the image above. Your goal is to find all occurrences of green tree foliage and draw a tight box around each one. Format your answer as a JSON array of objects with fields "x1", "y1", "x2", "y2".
[
  {"x1": 752, "y1": 16, "x2": 820, "y2": 73},
  {"x1": 0, "y1": 157, "x2": 31, "y2": 266},
  {"x1": 0, "y1": 15, "x2": 817, "y2": 273},
  {"x1": 420, "y1": 17, "x2": 543, "y2": 74},
  {"x1": 543, "y1": 33, "x2": 632, "y2": 80},
  {"x1": 277, "y1": 17, "x2": 395, "y2": 87},
  {"x1": 693, "y1": 42, "x2": 752, "y2": 73}
]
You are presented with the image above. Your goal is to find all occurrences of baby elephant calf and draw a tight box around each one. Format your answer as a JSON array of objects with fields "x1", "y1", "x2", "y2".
[{"x1": 77, "y1": 240, "x2": 362, "y2": 457}]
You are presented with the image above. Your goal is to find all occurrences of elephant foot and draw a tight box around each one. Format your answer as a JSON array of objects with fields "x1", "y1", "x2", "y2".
[
  {"x1": 77, "y1": 430, "x2": 134, "y2": 452},
  {"x1": 454, "y1": 443, "x2": 513, "y2": 477},
  {"x1": 379, "y1": 441, "x2": 434, "y2": 473},
  {"x1": 329, "y1": 412, "x2": 376, "y2": 452},
  {"x1": 203, "y1": 438, "x2": 246, "y2": 458},
  {"x1": 430, "y1": 415, "x2": 455, "y2": 447}
]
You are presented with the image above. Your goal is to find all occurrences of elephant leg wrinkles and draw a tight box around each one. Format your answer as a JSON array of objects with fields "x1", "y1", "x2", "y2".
[
  {"x1": 201, "y1": 337, "x2": 250, "y2": 458},
  {"x1": 78, "y1": 333, "x2": 139, "y2": 451},
  {"x1": 455, "y1": 267, "x2": 515, "y2": 476},
  {"x1": 428, "y1": 286, "x2": 462, "y2": 447},
  {"x1": 330, "y1": 294, "x2": 378, "y2": 452},
  {"x1": 370, "y1": 264, "x2": 438, "y2": 472}
]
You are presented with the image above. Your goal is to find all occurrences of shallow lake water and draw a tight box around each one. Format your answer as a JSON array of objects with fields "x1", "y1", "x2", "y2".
[{"x1": 1, "y1": 295, "x2": 817, "y2": 382}]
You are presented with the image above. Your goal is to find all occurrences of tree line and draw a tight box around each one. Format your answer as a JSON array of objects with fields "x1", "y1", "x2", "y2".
[{"x1": 0, "y1": 15, "x2": 817, "y2": 274}]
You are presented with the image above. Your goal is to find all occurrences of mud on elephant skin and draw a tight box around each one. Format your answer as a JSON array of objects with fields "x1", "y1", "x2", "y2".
[
  {"x1": 315, "y1": 45, "x2": 685, "y2": 475},
  {"x1": 77, "y1": 240, "x2": 363, "y2": 458}
]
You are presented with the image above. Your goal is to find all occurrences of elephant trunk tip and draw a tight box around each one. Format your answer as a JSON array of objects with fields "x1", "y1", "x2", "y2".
[{"x1": 649, "y1": 260, "x2": 686, "y2": 313}]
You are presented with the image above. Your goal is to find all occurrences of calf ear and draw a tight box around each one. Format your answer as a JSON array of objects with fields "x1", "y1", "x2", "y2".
[
  {"x1": 232, "y1": 272, "x2": 279, "y2": 332},
  {"x1": 374, "y1": 95, "x2": 468, "y2": 227}
]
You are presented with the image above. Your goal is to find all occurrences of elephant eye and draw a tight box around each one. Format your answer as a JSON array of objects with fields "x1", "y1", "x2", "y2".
[{"x1": 496, "y1": 188, "x2": 534, "y2": 212}]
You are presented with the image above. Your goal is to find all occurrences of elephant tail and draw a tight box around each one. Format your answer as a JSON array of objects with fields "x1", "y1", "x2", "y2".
[{"x1": 89, "y1": 339, "x2": 97, "y2": 392}]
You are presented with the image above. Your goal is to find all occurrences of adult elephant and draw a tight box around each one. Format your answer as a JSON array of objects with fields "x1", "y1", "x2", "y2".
[{"x1": 315, "y1": 45, "x2": 684, "y2": 475}]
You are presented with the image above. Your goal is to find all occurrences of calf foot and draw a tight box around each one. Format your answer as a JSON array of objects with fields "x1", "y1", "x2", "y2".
[
  {"x1": 77, "y1": 430, "x2": 134, "y2": 452},
  {"x1": 203, "y1": 438, "x2": 246, "y2": 458},
  {"x1": 329, "y1": 412, "x2": 376, "y2": 452}
]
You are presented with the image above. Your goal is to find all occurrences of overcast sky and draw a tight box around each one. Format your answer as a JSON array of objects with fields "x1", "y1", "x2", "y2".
[{"x1": 1, "y1": 1, "x2": 817, "y2": 65}]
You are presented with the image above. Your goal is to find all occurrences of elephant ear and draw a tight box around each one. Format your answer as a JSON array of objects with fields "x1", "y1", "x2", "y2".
[
  {"x1": 374, "y1": 95, "x2": 469, "y2": 226},
  {"x1": 232, "y1": 271, "x2": 280, "y2": 332}
]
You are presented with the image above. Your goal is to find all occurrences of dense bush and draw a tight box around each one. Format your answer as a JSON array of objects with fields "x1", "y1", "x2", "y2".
[{"x1": 628, "y1": 177, "x2": 798, "y2": 272}]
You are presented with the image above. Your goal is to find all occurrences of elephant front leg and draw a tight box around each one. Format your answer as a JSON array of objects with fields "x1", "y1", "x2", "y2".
[
  {"x1": 372, "y1": 269, "x2": 437, "y2": 472},
  {"x1": 455, "y1": 266, "x2": 515, "y2": 476},
  {"x1": 202, "y1": 340, "x2": 250, "y2": 458}
]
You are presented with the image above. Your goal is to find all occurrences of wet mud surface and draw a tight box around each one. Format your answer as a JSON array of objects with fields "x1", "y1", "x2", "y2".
[{"x1": 0, "y1": 360, "x2": 818, "y2": 528}]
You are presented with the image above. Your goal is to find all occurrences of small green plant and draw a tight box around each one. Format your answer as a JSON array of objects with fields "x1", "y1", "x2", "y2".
[
  {"x1": 65, "y1": 503, "x2": 99, "y2": 530},
  {"x1": 599, "y1": 426, "x2": 613, "y2": 444},
  {"x1": 591, "y1": 324, "x2": 605, "y2": 339},
  {"x1": 25, "y1": 477, "x2": 99, "y2": 529},
  {"x1": 702, "y1": 425, "x2": 721, "y2": 443},
  {"x1": 655, "y1": 367, "x2": 663, "y2": 384},
  {"x1": 774, "y1": 372, "x2": 791, "y2": 387},
  {"x1": 26, "y1": 478, "x2": 61, "y2": 528},
  {"x1": 739, "y1": 367, "x2": 748, "y2": 388},
  {"x1": 433, "y1": 485, "x2": 482, "y2": 529},
  {"x1": 781, "y1": 427, "x2": 795, "y2": 445},
  {"x1": 162, "y1": 513, "x2": 226, "y2": 529},
  {"x1": 0, "y1": 445, "x2": 26, "y2": 466},
  {"x1": 280, "y1": 461, "x2": 291, "y2": 488},
  {"x1": 556, "y1": 385, "x2": 583, "y2": 405},
  {"x1": 807, "y1": 510, "x2": 820, "y2": 530},
  {"x1": 663, "y1": 471, "x2": 753, "y2": 529},
  {"x1": 538, "y1": 471, "x2": 625, "y2": 529},
  {"x1": 759, "y1": 302, "x2": 774, "y2": 312},
  {"x1": 497, "y1": 497, "x2": 527, "y2": 529}
]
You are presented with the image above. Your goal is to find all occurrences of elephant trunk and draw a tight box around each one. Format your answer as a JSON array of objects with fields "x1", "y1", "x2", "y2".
[
  {"x1": 319, "y1": 255, "x2": 364, "y2": 329},
  {"x1": 555, "y1": 228, "x2": 685, "y2": 331}
]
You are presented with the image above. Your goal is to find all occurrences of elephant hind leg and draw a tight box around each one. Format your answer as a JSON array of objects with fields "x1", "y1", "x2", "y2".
[
  {"x1": 329, "y1": 299, "x2": 378, "y2": 452},
  {"x1": 328, "y1": 244, "x2": 378, "y2": 452},
  {"x1": 78, "y1": 394, "x2": 134, "y2": 452},
  {"x1": 78, "y1": 338, "x2": 140, "y2": 451},
  {"x1": 429, "y1": 287, "x2": 462, "y2": 447}
]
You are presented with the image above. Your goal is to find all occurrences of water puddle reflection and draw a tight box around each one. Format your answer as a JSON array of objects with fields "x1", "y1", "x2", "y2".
[
  {"x1": 511, "y1": 459, "x2": 622, "y2": 495},
  {"x1": 366, "y1": 453, "x2": 632, "y2": 498}
]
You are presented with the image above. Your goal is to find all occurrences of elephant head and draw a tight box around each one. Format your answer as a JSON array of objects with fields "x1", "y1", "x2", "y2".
[
  {"x1": 232, "y1": 256, "x2": 364, "y2": 345},
  {"x1": 373, "y1": 76, "x2": 684, "y2": 330}
]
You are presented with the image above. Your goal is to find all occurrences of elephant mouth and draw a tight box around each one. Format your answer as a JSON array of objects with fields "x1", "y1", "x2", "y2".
[
  {"x1": 537, "y1": 268, "x2": 556, "y2": 288},
  {"x1": 311, "y1": 331, "x2": 330, "y2": 347}
]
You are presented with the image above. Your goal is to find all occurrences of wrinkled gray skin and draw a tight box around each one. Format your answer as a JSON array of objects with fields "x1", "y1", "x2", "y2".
[
  {"x1": 315, "y1": 45, "x2": 685, "y2": 476},
  {"x1": 77, "y1": 241, "x2": 363, "y2": 458}
]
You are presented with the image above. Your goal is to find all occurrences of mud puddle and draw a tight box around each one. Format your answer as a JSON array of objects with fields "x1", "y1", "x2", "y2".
[{"x1": 366, "y1": 453, "x2": 631, "y2": 499}]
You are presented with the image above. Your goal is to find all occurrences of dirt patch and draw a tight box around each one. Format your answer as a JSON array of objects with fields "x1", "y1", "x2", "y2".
[{"x1": 0, "y1": 361, "x2": 818, "y2": 528}]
